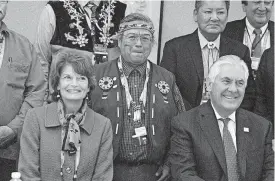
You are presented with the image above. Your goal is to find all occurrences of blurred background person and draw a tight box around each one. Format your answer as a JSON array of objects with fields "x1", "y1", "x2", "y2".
[
  {"x1": 254, "y1": 48, "x2": 274, "y2": 125},
  {"x1": 0, "y1": 1, "x2": 46, "y2": 180},
  {"x1": 19, "y1": 51, "x2": 113, "y2": 181},
  {"x1": 223, "y1": 0, "x2": 274, "y2": 78}
]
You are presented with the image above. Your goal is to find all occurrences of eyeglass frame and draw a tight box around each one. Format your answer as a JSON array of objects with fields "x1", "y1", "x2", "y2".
[{"x1": 122, "y1": 32, "x2": 154, "y2": 45}]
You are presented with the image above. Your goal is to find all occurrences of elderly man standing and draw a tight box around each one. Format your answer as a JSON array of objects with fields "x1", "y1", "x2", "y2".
[
  {"x1": 223, "y1": 0, "x2": 274, "y2": 76},
  {"x1": 161, "y1": 0, "x2": 255, "y2": 111},
  {"x1": 170, "y1": 55, "x2": 274, "y2": 181},
  {"x1": 91, "y1": 13, "x2": 185, "y2": 181},
  {"x1": 0, "y1": 1, "x2": 46, "y2": 180}
]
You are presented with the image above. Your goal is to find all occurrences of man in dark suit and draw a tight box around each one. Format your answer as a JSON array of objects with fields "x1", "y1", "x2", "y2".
[
  {"x1": 254, "y1": 48, "x2": 274, "y2": 124},
  {"x1": 161, "y1": 0, "x2": 255, "y2": 111},
  {"x1": 223, "y1": 1, "x2": 274, "y2": 75},
  {"x1": 170, "y1": 55, "x2": 274, "y2": 181}
]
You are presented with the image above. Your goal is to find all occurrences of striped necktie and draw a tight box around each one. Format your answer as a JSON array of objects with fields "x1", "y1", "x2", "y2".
[
  {"x1": 220, "y1": 118, "x2": 239, "y2": 181},
  {"x1": 252, "y1": 29, "x2": 262, "y2": 58}
]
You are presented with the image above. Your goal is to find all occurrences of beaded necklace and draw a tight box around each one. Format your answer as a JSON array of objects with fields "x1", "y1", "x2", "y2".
[{"x1": 117, "y1": 57, "x2": 150, "y2": 122}]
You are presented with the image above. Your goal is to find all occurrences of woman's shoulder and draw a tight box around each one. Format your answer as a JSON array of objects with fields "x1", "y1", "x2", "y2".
[{"x1": 30, "y1": 102, "x2": 57, "y2": 114}]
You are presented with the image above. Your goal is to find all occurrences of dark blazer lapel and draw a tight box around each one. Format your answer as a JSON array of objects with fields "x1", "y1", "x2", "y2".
[
  {"x1": 238, "y1": 18, "x2": 247, "y2": 42},
  {"x1": 199, "y1": 101, "x2": 227, "y2": 176},
  {"x1": 219, "y1": 35, "x2": 231, "y2": 57},
  {"x1": 187, "y1": 29, "x2": 204, "y2": 86},
  {"x1": 236, "y1": 109, "x2": 253, "y2": 179},
  {"x1": 268, "y1": 21, "x2": 274, "y2": 46}
]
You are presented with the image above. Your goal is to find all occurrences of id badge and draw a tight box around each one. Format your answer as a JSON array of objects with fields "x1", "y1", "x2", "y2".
[
  {"x1": 134, "y1": 126, "x2": 147, "y2": 137},
  {"x1": 251, "y1": 57, "x2": 260, "y2": 70},
  {"x1": 132, "y1": 126, "x2": 148, "y2": 146}
]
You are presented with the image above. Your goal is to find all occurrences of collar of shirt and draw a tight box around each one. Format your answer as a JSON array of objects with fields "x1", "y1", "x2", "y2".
[
  {"x1": 198, "y1": 29, "x2": 220, "y2": 50},
  {"x1": 78, "y1": 0, "x2": 100, "y2": 8},
  {"x1": 211, "y1": 101, "x2": 236, "y2": 123},
  {"x1": 121, "y1": 60, "x2": 147, "y2": 78},
  {"x1": 0, "y1": 22, "x2": 10, "y2": 37},
  {"x1": 245, "y1": 17, "x2": 268, "y2": 35}
]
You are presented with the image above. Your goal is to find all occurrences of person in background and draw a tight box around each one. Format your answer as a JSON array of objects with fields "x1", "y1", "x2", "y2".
[
  {"x1": 223, "y1": 0, "x2": 274, "y2": 78},
  {"x1": 35, "y1": 0, "x2": 126, "y2": 102},
  {"x1": 0, "y1": 1, "x2": 46, "y2": 180},
  {"x1": 254, "y1": 48, "x2": 274, "y2": 125},
  {"x1": 91, "y1": 13, "x2": 185, "y2": 181},
  {"x1": 19, "y1": 51, "x2": 113, "y2": 181},
  {"x1": 170, "y1": 55, "x2": 274, "y2": 181},
  {"x1": 160, "y1": 0, "x2": 255, "y2": 111}
]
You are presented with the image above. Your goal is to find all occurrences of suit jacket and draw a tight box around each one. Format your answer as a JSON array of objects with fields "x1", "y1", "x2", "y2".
[
  {"x1": 223, "y1": 18, "x2": 274, "y2": 47},
  {"x1": 254, "y1": 48, "x2": 274, "y2": 124},
  {"x1": 19, "y1": 103, "x2": 113, "y2": 181},
  {"x1": 170, "y1": 101, "x2": 274, "y2": 181},
  {"x1": 160, "y1": 30, "x2": 255, "y2": 111}
]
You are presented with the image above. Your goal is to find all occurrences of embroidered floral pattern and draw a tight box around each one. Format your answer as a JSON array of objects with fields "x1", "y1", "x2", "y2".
[
  {"x1": 99, "y1": 76, "x2": 114, "y2": 90},
  {"x1": 63, "y1": 0, "x2": 89, "y2": 47},
  {"x1": 63, "y1": 0, "x2": 116, "y2": 47},
  {"x1": 98, "y1": 0, "x2": 117, "y2": 46},
  {"x1": 157, "y1": 81, "x2": 170, "y2": 95}
]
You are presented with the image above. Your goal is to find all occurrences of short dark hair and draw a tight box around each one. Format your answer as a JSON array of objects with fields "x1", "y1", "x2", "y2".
[
  {"x1": 50, "y1": 51, "x2": 96, "y2": 102},
  {"x1": 195, "y1": 0, "x2": 230, "y2": 11},
  {"x1": 241, "y1": 1, "x2": 247, "y2": 5}
]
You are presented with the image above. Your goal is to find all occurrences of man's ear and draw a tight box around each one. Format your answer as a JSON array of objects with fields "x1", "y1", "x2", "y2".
[
  {"x1": 242, "y1": 3, "x2": 247, "y2": 12},
  {"x1": 206, "y1": 78, "x2": 213, "y2": 92},
  {"x1": 118, "y1": 38, "x2": 122, "y2": 49},
  {"x1": 193, "y1": 9, "x2": 198, "y2": 22}
]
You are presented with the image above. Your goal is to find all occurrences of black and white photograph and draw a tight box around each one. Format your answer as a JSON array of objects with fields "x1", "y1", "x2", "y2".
[{"x1": 0, "y1": 0, "x2": 274, "y2": 181}]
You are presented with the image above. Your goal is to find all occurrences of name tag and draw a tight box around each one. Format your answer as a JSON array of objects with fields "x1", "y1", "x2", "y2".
[{"x1": 133, "y1": 126, "x2": 147, "y2": 137}]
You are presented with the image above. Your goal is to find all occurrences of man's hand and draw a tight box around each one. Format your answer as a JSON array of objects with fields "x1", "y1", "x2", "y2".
[
  {"x1": 156, "y1": 165, "x2": 170, "y2": 181},
  {"x1": 0, "y1": 126, "x2": 16, "y2": 149}
]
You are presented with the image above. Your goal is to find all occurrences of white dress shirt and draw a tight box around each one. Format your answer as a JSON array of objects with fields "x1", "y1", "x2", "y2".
[{"x1": 244, "y1": 18, "x2": 270, "y2": 70}]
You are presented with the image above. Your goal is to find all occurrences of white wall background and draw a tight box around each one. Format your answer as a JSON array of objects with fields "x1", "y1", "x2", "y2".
[{"x1": 4, "y1": 1, "x2": 274, "y2": 64}]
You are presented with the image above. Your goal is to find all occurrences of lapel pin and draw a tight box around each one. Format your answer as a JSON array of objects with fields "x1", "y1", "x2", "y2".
[{"x1": 244, "y1": 127, "x2": 249, "y2": 132}]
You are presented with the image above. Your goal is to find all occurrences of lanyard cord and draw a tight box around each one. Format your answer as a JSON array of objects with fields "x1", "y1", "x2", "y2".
[{"x1": 245, "y1": 25, "x2": 268, "y2": 51}]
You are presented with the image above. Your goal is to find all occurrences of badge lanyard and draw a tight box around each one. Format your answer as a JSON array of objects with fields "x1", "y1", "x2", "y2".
[
  {"x1": 117, "y1": 57, "x2": 150, "y2": 123},
  {"x1": 245, "y1": 26, "x2": 268, "y2": 56}
]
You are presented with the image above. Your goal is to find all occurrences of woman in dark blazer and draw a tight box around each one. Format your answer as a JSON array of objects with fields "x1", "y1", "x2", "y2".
[{"x1": 18, "y1": 50, "x2": 113, "y2": 181}]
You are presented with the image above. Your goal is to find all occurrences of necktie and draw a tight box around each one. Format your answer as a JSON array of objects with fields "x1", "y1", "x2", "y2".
[
  {"x1": 207, "y1": 42, "x2": 215, "y2": 72},
  {"x1": 252, "y1": 29, "x2": 262, "y2": 58},
  {"x1": 201, "y1": 42, "x2": 215, "y2": 104},
  {"x1": 220, "y1": 118, "x2": 239, "y2": 181}
]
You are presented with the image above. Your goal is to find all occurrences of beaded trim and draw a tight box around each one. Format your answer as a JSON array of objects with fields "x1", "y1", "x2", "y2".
[{"x1": 118, "y1": 23, "x2": 155, "y2": 34}]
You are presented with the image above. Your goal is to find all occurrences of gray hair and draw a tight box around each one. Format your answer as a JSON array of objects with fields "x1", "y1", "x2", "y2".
[
  {"x1": 195, "y1": 0, "x2": 230, "y2": 11},
  {"x1": 242, "y1": 0, "x2": 274, "y2": 5},
  {"x1": 208, "y1": 55, "x2": 249, "y2": 85}
]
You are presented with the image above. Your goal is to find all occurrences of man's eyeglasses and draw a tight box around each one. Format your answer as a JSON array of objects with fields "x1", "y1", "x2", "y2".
[{"x1": 124, "y1": 33, "x2": 152, "y2": 44}]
